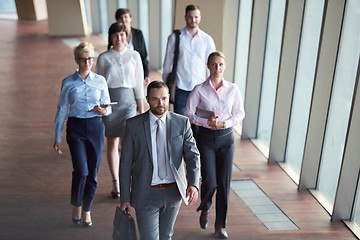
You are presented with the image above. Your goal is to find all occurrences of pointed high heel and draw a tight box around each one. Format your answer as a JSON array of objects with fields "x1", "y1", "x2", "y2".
[
  {"x1": 72, "y1": 217, "x2": 81, "y2": 225},
  {"x1": 83, "y1": 221, "x2": 92, "y2": 227}
]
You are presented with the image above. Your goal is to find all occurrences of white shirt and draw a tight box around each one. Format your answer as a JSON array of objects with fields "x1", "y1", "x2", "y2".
[
  {"x1": 162, "y1": 27, "x2": 216, "y2": 91},
  {"x1": 96, "y1": 47, "x2": 144, "y2": 99},
  {"x1": 149, "y1": 111, "x2": 175, "y2": 185}
]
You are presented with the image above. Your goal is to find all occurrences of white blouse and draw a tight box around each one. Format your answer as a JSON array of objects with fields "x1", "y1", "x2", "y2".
[{"x1": 96, "y1": 47, "x2": 144, "y2": 99}]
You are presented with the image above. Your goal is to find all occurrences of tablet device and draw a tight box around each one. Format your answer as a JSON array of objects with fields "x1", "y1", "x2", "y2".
[
  {"x1": 196, "y1": 107, "x2": 215, "y2": 119},
  {"x1": 101, "y1": 102, "x2": 118, "y2": 107}
]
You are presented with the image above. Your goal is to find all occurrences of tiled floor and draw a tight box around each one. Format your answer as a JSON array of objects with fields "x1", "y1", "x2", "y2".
[{"x1": 0, "y1": 17, "x2": 357, "y2": 240}]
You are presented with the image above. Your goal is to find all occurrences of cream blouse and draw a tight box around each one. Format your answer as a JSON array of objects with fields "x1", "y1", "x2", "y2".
[{"x1": 96, "y1": 47, "x2": 144, "y2": 99}]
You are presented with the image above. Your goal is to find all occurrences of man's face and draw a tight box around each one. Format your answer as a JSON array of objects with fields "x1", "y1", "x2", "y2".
[
  {"x1": 117, "y1": 13, "x2": 132, "y2": 28},
  {"x1": 185, "y1": 9, "x2": 201, "y2": 29},
  {"x1": 146, "y1": 87, "x2": 169, "y2": 117}
]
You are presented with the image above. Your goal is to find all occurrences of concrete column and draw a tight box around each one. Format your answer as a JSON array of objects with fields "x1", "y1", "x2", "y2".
[
  {"x1": 46, "y1": 0, "x2": 90, "y2": 36},
  {"x1": 15, "y1": 0, "x2": 48, "y2": 21}
]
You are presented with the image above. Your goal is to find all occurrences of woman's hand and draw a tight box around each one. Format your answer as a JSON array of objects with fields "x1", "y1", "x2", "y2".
[
  {"x1": 207, "y1": 116, "x2": 225, "y2": 130},
  {"x1": 53, "y1": 142, "x2": 62, "y2": 155},
  {"x1": 93, "y1": 105, "x2": 107, "y2": 115}
]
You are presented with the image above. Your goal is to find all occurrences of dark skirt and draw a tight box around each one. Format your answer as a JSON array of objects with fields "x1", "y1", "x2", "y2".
[{"x1": 103, "y1": 87, "x2": 136, "y2": 138}]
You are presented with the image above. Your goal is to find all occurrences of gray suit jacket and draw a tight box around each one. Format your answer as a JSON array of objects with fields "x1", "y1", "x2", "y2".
[{"x1": 120, "y1": 110, "x2": 200, "y2": 208}]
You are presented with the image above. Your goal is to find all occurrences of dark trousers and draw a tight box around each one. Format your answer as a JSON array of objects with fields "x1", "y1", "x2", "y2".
[
  {"x1": 196, "y1": 127, "x2": 234, "y2": 228},
  {"x1": 174, "y1": 88, "x2": 191, "y2": 115},
  {"x1": 66, "y1": 117, "x2": 104, "y2": 211}
]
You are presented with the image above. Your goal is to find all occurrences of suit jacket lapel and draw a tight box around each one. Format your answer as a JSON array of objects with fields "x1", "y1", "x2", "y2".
[
  {"x1": 166, "y1": 111, "x2": 173, "y2": 163},
  {"x1": 143, "y1": 111, "x2": 153, "y2": 161}
]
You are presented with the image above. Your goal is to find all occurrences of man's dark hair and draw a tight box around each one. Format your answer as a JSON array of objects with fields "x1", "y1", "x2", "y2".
[
  {"x1": 185, "y1": 4, "x2": 200, "y2": 14},
  {"x1": 115, "y1": 8, "x2": 132, "y2": 20},
  {"x1": 147, "y1": 81, "x2": 169, "y2": 96}
]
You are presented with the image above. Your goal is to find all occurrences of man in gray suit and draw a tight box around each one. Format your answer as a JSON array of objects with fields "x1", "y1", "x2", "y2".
[{"x1": 120, "y1": 80, "x2": 200, "y2": 240}]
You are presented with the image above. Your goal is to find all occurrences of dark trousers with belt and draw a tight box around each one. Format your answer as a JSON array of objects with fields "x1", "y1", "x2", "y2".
[
  {"x1": 66, "y1": 117, "x2": 104, "y2": 212},
  {"x1": 196, "y1": 126, "x2": 234, "y2": 228}
]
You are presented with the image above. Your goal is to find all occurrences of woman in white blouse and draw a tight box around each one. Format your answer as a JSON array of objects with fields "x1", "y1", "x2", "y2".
[{"x1": 96, "y1": 23, "x2": 145, "y2": 198}]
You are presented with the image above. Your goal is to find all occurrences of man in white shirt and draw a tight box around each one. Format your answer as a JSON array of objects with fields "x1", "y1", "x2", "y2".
[{"x1": 162, "y1": 4, "x2": 216, "y2": 115}]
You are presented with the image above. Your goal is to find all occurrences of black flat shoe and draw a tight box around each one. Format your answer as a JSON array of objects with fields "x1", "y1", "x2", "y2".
[
  {"x1": 199, "y1": 210, "x2": 209, "y2": 229},
  {"x1": 72, "y1": 218, "x2": 81, "y2": 225},
  {"x1": 83, "y1": 221, "x2": 92, "y2": 227},
  {"x1": 215, "y1": 228, "x2": 228, "y2": 239},
  {"x1": 111, "y1": 191, "x2": 120, "y2": 199}
]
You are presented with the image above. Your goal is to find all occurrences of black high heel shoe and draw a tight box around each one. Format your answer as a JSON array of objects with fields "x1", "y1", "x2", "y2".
[
  {"x1": 83, "y1": 221, "x2": 92, "y2": 227},
  {"x1": 111, "y1": 179, "x2": 120, "y2": 198},
  {"x1": 199, "y1": 210, "x2": 209, "y2": 229},
  {"x1": 111, "y1": 191, "x2": 120, "y2": 198},
  {"x1": 72, "y1": 217, "x2": 81, "y2": 225}
]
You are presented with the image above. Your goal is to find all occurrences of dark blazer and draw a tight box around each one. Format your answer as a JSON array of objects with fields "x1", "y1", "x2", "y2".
[
  {"x1": 120, "y1": 111, "x2": 200, "y2": 208},
  {"x1": 131, "y1": 28, "x2": 149, "y2": 78}
]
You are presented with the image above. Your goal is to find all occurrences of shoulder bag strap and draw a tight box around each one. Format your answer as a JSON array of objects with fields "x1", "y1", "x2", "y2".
[{"x1": 172, "y1": 30, "x2": 181, "y2": 73}]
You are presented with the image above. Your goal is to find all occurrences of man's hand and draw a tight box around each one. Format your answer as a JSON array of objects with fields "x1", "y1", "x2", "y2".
[
  {"x1": 120, "y1": 201, "x2": 131, "y2": 211},
  {"x1": 186, "y1": 186, "x2": 198, "y2": 205}
]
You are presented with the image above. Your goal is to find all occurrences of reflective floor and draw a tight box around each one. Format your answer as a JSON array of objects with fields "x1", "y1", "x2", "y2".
[{"x1": 0, "y1": 17, "x2": 356, "y2": 240}]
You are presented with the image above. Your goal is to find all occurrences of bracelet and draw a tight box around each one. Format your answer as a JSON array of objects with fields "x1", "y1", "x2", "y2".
[{"x1": 223, "y1": 122, "x2": 227, "y2": 129}]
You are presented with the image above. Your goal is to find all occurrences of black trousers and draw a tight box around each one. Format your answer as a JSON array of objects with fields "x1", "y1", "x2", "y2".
[
  {"x1": 66, "y1": 117, "x2": 104, "y2": 211},
  {"x1": 196, "y1": 126, "x2": 234, "y2": 228}
]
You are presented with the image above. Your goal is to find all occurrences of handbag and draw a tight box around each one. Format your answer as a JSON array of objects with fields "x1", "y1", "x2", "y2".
[
  {"x1": 166, "y1": 29, "x2": 181, "y2": 104},
  {"x1": 112, "y1": 206, "x2": 137, "y2": 240}
]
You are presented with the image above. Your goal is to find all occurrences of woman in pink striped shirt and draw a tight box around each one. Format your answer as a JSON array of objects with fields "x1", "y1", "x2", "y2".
[{"x1": 184, "y1": 51, "x2": 245, "y2": 239}]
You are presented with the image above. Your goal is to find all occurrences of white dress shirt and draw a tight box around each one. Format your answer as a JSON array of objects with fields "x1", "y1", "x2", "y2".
[
  {"x1": 149, "y1": 111, "x2": 175, "y2": 185},
  {"x1": 184, "y1": 78, "x2": 245, "y2": 128},
  {"x1": 162, "y1": 27, "x2": 216, "y2": 91},
  {"x1": 96, "y1": 47, "x2": 144, "y2": 99}
]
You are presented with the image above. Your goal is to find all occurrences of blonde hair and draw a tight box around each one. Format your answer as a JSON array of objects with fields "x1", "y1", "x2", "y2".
[
  {"x1": 207, "y1": 51, "x2": 227, "y2": 65},
  {"x1": 73, "y1": 42, "x2": 94, "y2": 60}
]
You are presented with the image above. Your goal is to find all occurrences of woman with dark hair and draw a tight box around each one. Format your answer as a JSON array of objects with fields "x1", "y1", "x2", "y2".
[
  {"x1": 184, "y1": 51, "x2": 245, "y2": 239},
  {"x1": 115, "y1": 8, "x2": 150, "y2": 86},
  {"x1": 96, "y1": 23, "x2": 145, "y2": 198}
]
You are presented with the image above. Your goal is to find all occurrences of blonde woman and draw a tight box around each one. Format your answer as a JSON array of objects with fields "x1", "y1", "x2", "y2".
[
  {"x1": 54, "y1": 42, "x2": 111, "y2": 227},
  {"x1": 184, "y1": 51, "x2": 245, "y2": 239}
]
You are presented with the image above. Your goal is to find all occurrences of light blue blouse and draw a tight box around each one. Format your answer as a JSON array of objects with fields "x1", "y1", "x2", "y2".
[{"x1": 54, "y1": 71, "x2": 111, "y2": 142}]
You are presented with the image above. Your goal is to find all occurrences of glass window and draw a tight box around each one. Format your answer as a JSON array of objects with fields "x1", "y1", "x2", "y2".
[
  {"x1": 0, "y1": 0, "x2": 15, "y2": 11},
  {"x1": 138, "y1": 0, "x2": 149, "y2": 51},
  {"x1": 353, "y1": 173, "x2": 360, "y2": 227},
  {"x1": 160, "y1": 0, "x2": 173, "y2": 65},
  {"x1": 256, "y1": 0, "x2": 286, "y2": 147},
  {"x1": 284, "y1": 0, "x2": 324, "y2": 177},
  {"x1": 117, "y1": 0, "x2": 127, "y2": 8},
  {"x1": 317, "y1": 0, "x2": 360, "y2": 206},
  {"x1": 99, "y1": 0, "x2": 109, "y2": 34},
  {"x1": 233, "y1": 0, "x2": 252, "y2": 99}
]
